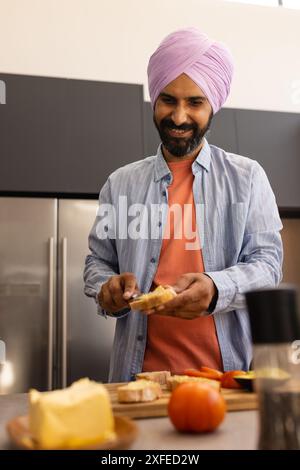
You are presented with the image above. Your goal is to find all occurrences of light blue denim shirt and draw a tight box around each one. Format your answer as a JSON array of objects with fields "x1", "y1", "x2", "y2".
[{"x1": 84, "y1": 138, "x2": 283, "y2": 382}]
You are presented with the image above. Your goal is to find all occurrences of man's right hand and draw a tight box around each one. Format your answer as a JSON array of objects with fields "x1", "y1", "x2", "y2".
[{"x1": 98, "y1": 272, "x2": 140, "y2": 313}]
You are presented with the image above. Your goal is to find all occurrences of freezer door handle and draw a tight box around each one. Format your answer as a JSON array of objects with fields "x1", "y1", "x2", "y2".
[
  {"x1": 62, "y1": 237, "x2": 68, "y2": 388},
  {"x1": 48, "y1": 237, "x2": 54, "y2": 390}
]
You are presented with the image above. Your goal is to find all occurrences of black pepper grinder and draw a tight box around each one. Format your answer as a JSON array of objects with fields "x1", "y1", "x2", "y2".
[{"x1": 245, "y1": 286, "x2": 300, "y2": 450}]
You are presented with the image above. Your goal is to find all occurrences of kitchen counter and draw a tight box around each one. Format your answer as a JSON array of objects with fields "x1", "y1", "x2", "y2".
[{"x1": 0, "y1": 393, "x2": 258, "y2": 450}]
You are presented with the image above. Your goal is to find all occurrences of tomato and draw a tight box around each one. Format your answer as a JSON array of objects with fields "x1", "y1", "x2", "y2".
[
  {"x1": 168, "y1": 382, "x2": 226, "y2": 433},
  {"x1": 221, "y1": 370, "x2": 247, "y2": 389}
]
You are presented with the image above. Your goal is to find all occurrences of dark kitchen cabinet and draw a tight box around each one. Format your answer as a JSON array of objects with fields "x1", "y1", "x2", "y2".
[
  {"x1": 207, "y1": 108, "x2": 238, "y2": 154},
  {"x1": 1, "y1": 73, "x2": 299, "y2": 208},
  {"x1": 0, "y1": 74, "x2": 144, "y2": 194},
  {"x1": 143, "y1": 102, "x2": 160, "y2": 157},
  {"x1": 235, "y1": 109, "x2": 300, "y2": 208}
]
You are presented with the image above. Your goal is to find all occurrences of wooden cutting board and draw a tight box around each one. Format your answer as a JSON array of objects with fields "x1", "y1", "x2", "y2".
[{"x1": 105, "y1": 382, "x2": 258, "y2": 419}]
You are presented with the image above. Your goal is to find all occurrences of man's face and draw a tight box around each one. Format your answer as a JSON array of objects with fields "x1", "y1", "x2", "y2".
[{"x1": 153, "y1": 73, "x2": 213, "y2": 158}]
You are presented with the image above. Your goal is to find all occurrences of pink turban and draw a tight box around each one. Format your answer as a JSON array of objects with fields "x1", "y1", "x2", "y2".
[{"x1": 147, "y1": 27, "x2": 234, "y2": 114}]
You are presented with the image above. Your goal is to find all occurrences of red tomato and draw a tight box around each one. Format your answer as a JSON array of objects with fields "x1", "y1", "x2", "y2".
[
  {"x1": 221, "y1": 370, "x2": 247, "y2": 389},
  {"x1": 168, "y1": 382, "x2": 226, "y2": 433}
]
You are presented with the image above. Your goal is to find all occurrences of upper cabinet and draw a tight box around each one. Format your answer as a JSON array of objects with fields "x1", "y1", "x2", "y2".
[
  {"x1": 235, "y1": 109, "x2": 300, "y2": 208},
  {"x1": 0, "y1": 74, "x2": 144, "y2": 194},
  {"x1": 143, "y1": 102, "x2": 160, "y2": 157},
  {"x1": 1, "y1": 73, "x2": 300, "y2": 208},
  {"x1": 207, "y1": 108, "x2": 238, "y2": 154}
]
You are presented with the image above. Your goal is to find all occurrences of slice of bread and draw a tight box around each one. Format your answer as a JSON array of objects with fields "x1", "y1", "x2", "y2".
[
  {"x1": 129, "y1": 285, "x2": 176, "y2": 311},
  {"x1": 117, "y1": 380, "x2": 162, "y2": 403},
  {"x1": 135, "y1": 371, "x2": 171, "y2": 387},
  {"x1": 167, "y1": 375, "x2": 221, "y2": 392}
]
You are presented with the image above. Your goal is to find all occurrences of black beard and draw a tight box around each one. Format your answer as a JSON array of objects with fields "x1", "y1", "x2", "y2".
[{"x1": 153, "y1": 112, "x2": 213, "y2": 158}]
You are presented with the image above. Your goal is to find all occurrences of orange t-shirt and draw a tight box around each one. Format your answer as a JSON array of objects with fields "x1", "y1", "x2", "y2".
[{"x1": 142, "y1": 157, "x2": 222, "y2": 374}]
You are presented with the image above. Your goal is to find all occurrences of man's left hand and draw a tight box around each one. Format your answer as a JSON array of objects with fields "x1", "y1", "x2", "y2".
[{"x1": 144, "y1": 273, "x2": 217, "y2": 319}]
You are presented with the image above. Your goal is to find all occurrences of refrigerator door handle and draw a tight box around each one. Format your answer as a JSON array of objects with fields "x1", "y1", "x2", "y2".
[
  {"x1": 48, "y1": 237, "x2": 54, "y2": 390},
  {"x1": 62, "y1": 237, "x2": 68, "y2": 388}
]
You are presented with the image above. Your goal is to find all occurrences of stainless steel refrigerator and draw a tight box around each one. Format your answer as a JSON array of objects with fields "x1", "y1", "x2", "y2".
[{"x1": 0, "y1": 197, "x2": 116, "y2": 394}]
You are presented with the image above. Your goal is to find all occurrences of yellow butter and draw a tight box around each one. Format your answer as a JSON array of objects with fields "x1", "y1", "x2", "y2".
[{"x1": 29, "y1": 378, "x2": 115, "y2": 449}]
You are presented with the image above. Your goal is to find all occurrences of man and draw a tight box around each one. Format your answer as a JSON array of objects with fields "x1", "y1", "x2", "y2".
[{"x1": 84, "y1": 28, "x2": 283, "y2": 382}]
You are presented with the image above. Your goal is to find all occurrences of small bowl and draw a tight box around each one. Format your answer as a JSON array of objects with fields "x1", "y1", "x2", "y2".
[
  {"x1": 234, "y1": 376, "x2": 255, "y2": 392},
  {"x1": 6, "y1": 414, "x2": 138, "y2": 450}
]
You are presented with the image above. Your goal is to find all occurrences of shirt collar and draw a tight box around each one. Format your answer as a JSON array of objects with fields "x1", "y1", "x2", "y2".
[{"x1": 153, "y1": 138, "x2": 212, "y2": 182}]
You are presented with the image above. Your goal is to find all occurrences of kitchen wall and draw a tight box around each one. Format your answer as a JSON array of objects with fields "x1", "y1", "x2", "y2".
[{"x1": 0, "y1": 0, "x2": 299, "y2": 113}]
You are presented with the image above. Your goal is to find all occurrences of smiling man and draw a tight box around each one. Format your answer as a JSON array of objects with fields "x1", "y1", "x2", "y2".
[
  {"x1": 153, "y1": 74, "x2": 213, "y2": 160},
  {"x1": 84, "y1": 28, "x2": 283, "y2": 381}
]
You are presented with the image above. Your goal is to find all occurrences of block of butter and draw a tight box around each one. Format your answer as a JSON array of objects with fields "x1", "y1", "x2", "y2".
[{"x1": 29, "y1": 378, "x2": 115, "y2": 449}]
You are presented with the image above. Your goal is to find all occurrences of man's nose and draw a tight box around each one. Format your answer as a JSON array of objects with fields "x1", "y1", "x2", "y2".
[{"x1": 171, "y1": 105, "x2": 188, "y2": 127}]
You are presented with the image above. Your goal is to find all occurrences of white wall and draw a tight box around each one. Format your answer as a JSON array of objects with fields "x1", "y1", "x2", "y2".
[{"x1": 0, "y1": 0, "x2": 299, "y2": 112}]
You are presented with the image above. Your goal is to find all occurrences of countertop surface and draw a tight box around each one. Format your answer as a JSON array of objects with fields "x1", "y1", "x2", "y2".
[{"x1": 0, "y1": 393, "x2": 258, "y2": 450}]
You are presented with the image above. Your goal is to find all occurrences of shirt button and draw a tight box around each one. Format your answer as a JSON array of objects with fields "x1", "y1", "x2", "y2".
[
  {"x1": 162, "y1": 190, "x2": 166, "y2": 197},
  {"x1": 158, "y1": 221, "x2": 162, "y2": 227},
  {"x1": 137, "y1": 335, "x2": 144, "y2": 341},
  {"x1": 150, "y1": 257, "x2": 156, "y2": 263}
]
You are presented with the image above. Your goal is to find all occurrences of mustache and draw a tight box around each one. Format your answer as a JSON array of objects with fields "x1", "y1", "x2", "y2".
[{"x1": 160, "y1": 119, "x2": 196, "y2": 132}]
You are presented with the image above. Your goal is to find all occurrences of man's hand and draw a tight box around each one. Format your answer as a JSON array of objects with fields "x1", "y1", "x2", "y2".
[
  {"x1": 144, "y1": 273, "x2": 217, "y2": 319},
  {"x1": 98, "y1": 272, "x2": 140, "y2": 313}
]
